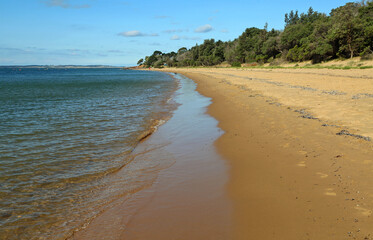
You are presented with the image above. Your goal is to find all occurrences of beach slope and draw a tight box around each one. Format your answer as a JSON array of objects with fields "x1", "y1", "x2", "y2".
[{"x1": 162, "y1": 68, "x2": 373, "y2": 239}]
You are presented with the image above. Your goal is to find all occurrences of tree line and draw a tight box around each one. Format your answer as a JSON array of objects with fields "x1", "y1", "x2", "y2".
[{"x1": 138, "y1": 1, "x2": 373, "y2": 68}]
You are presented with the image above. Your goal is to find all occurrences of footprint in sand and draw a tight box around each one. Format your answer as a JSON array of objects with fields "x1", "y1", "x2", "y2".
[
  {"x1": 298, "y1": 150, "x2": 308, "y2": 155},
  {"x1": 316, "y1": 172, "x2": 328, "y2": 179},
  {"x1": 325, "y1": 188, "x2": 337, "y2": 196},
  {"x1": 355, "y1": 206, "x2": 372, "y2": 216},
  {"x1": 297, "y1": 161, "x2": 306, "y2": 167}
]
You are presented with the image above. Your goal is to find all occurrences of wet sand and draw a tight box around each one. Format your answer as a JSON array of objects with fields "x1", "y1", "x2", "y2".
[
  {"x1": 161, "y1": 68, "x2": 373, "y2": 239},
  {"x1": 71, "y1": 73, "x2": 232, "y2": 239},
  {"x1": 73, "y1": 67, "x2": 373, "y2": 239}
]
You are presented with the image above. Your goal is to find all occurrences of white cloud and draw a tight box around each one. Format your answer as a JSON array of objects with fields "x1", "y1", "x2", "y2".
[
  {"x1": 118, "y1": 31, "x2": 158, "y2": 37},
  {"x1": 221, "y1": 29, "x2": 229, "y2": 33},
  {"x1": 119, "y1": 30, "x2": 143, "y2": 37},
  {"x1": 194, "y1": 24, "x2": 213, "y2": 33},
  {"x1": 163, "y1": 29, "x2": 188, "y2": 33},
  {"x1": 43, "y1": 0, "x2": 90, "y2": 9},
  {"x1": 170, "y1": 35, "x2": 201, "y2": 41}
]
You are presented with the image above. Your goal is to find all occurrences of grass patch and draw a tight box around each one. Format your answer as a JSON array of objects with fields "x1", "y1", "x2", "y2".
[
  {"x1": 359, "y1": 66, "x2": 373, "y2": 69},
  {"x1": 233, "y1": 65, "x2": 373, "y2": 70},
  {"x1": 172, "y1": 61, "x2": 373, "y2": 70}
]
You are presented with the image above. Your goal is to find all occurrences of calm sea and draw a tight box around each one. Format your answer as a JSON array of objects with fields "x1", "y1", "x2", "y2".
[{"x1": 0, "y1": 68, "x2": 177, "y2": 239}]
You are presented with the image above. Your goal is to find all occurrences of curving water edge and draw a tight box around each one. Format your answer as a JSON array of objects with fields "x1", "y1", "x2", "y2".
[{"x1": 0, "y1": 68, "x2": 179, "y2": 240}]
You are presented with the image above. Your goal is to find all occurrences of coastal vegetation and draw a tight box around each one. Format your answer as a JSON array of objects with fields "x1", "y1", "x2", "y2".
[{"x1": 140, "y1": 1, "x2": 373, "y2": 68}]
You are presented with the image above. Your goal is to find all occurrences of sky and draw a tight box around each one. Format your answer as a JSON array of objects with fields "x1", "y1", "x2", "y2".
[{"x1": 0, "y1": 0, "x2": 353, "y2": 66}]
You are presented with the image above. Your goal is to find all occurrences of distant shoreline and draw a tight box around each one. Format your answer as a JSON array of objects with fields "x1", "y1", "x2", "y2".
[
  {"x1": 134, "y1": 56, "x2": 373, "y2": 71},
  {"x1": 0, "y1": 65, "x2": 123, "y2": 69}
]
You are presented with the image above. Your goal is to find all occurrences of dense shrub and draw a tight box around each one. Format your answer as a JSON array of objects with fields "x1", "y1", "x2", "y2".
[
  {"x1": 140, "y1": 2, "x2": 373, "y2": 67},
  {"x1": 231, "y1": 61, "x2": 242, "y2": 67}
]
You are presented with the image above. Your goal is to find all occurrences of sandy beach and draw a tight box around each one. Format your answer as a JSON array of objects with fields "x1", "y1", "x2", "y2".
[
  {"x1": 160, "y1": 67, "x2": 373, "y2": 239},
  {"x1": 5, "y1": 1, "x2": 373, "y2": 239},
  {"x1": 73, "y1": 67, "x2": 373, "y2": 239},
  {"x1": 71, "y1": 73, "x2": 233, "y2": 240}
]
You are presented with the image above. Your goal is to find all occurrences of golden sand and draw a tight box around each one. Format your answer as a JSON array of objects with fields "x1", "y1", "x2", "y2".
[
  {"x1": 74, "y1": 67, "x2": 373, "y2": 239},
  {"x1": 177, "y1": 68, "x2": 373, "y2": 140},
  {"x1": 166, "y1": 68, "x2": 373, "y2": 239}
]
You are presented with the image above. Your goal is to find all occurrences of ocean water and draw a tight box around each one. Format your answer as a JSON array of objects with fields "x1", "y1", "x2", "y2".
[{"x1": 0, "y1": 68, "x2": 177, "y2": 239}]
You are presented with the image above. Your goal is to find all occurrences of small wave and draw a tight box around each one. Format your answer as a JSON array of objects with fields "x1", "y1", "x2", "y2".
[{"x1": 0, "y1": 68, "x2": 179, "y2": 240}]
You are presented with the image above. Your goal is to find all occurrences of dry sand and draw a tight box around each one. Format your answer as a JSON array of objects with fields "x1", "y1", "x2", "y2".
[
  {"x1": 159, "y1": 67, "x2": 373, "y2": 239},
  {"x1": 73, "y1": 67, "x2": 373, "y2": 239},
  {"x1": 177, "y1": 68, "x2": 373, "y2": 140}
]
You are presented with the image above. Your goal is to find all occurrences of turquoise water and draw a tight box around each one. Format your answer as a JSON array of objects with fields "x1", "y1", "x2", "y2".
[{"x1": 0, "y1": 68, "x2": 177, "y2": 239}]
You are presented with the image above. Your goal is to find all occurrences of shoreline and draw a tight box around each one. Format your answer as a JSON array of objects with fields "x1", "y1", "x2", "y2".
[
  {"x1": 71, "y1": 72, "x2": 233, "y2": 239},
  {"x1": 63, "y1": 71, "x2": 181, "y2": 239},
  {"x1": 161, "y1": 68, "x2": 373, "y2": 239},
  {"x1": 0, "y1": 69, "x2": 183, "y2": 240},
  {"x1": 60, "y1": 70, "x2": 181, "y2": 239},
  {"x1": 72, "y1": 67, "x2": 373, "y2": 239},
  {"x1": 135, "y1": 72, "x2": 180, "y2": 143}
]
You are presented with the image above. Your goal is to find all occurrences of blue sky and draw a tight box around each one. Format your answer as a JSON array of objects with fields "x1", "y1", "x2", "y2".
[{"x1": 0, "y1": 0, "x2": 352, "y2": 66}]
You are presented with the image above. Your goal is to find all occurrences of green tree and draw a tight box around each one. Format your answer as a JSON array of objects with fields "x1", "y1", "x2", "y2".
[
  {"x1": 137, "y1": 58, "x2": 144, "y2": 66},
  {"x1": 285, "y1": 10, "x2": 300, "y2": 26},
  {"x1": 236, "y1": 27, "x2": 263, "y2": 62},
  {"x1": 282, "y1": 7, "x2": 331, "y2": 62},
  {"x1": 177, "y1": 47, "x2": 188, "y2": 55},
  {"x1": 329, "y1": 2, "x2": 364, "y2": 58},
  {"x1": 224, "y1": 40, "x2": 239, "y2": 63},
  {"x1": 139, "y1": 2, "x2": 371, "y2": 66},
  {"x1": 308, "y1": 16, "x2": 333, "y2": 63},
  {"x1": 358, "y1": 1, "x2": 373, "y2": 50}
]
